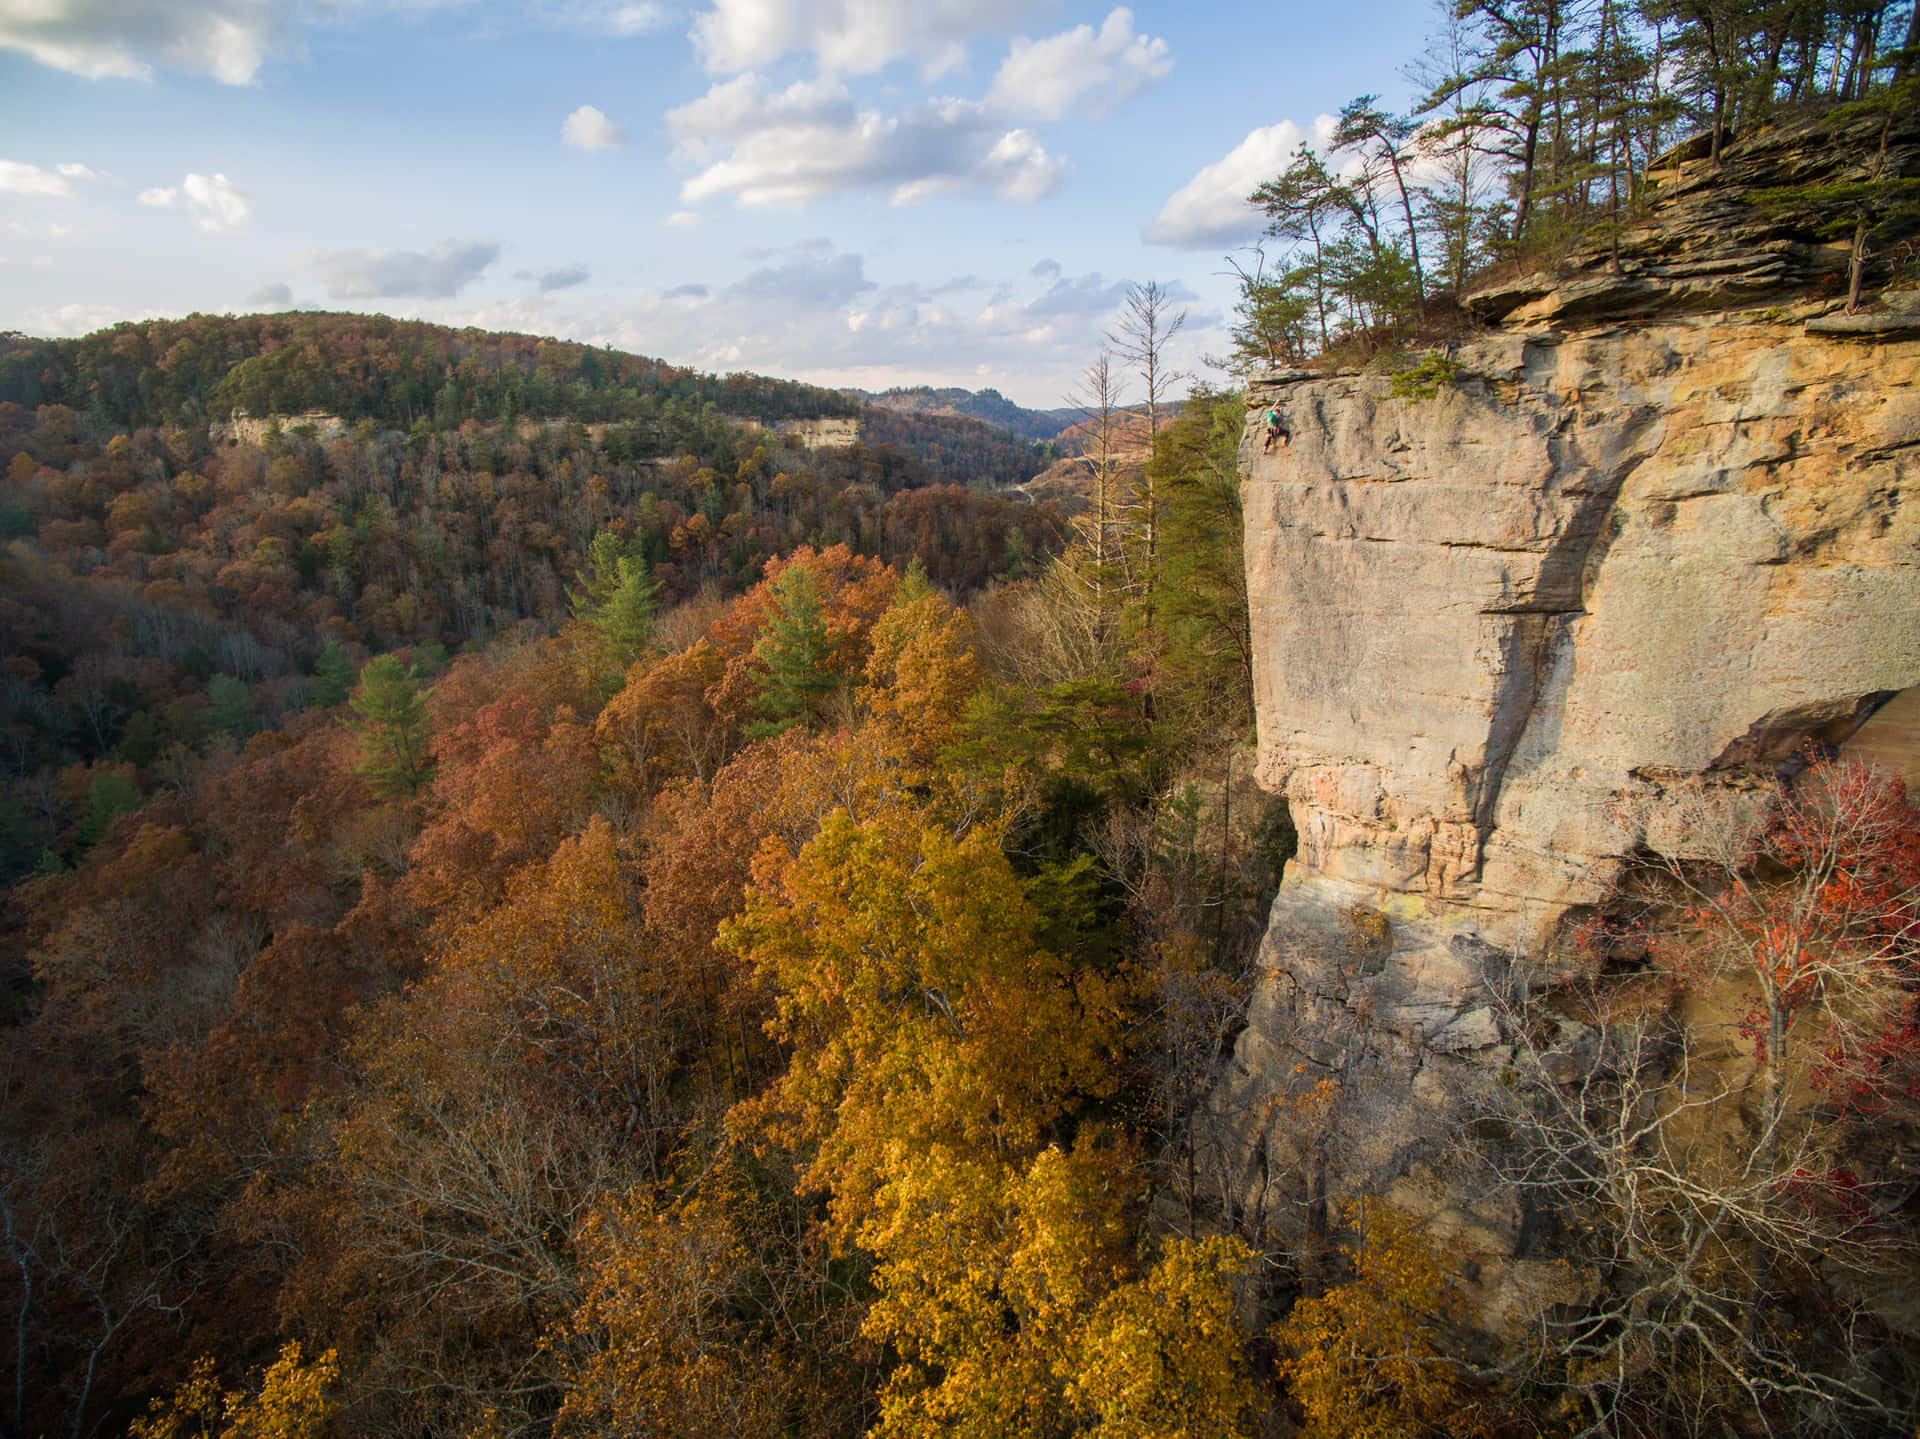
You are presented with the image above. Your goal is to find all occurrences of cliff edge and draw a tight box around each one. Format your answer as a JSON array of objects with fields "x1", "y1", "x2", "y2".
[{"x1": 1220, "y1": 111, "x2": 1920, "y2": 1334}]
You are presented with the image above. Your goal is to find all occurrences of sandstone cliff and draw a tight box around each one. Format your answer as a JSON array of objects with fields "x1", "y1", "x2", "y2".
[{"x1": 1220, "y1": 112, "x2": 1920, "y2": 1334}]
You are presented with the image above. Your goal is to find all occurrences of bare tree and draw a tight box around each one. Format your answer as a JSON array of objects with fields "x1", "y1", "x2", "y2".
[
  {"x1": 1471, "y1": 760, "x2": 1920, "y2": 1435},
  {"x1": 0, "y1": 1164, "x2": 40, "y2": 1439},
  {"x1": 0, "y1": 1136, "x2": 192, "y2": 1439},
  {"x1": 1108, "y1": 281, "x2": 1187, "y2": 615},
  {"x1": 1067, "y1": 351, "x2": 1129, "y2": 622}
]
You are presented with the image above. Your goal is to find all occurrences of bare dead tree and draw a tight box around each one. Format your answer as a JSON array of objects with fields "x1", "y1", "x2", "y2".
[
  {"x1": 1066, "y1": 351, "x2": 1129, "y2": 622},
  {"x1": 1468, "y1": 760, "x2": 1920, "y2": 1435},
  {"x1": 1108, "y1": 282, "x2": 1187, "y2": 617}
]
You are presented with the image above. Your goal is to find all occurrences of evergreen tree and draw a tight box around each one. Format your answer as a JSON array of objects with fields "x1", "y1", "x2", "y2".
[
  {"x1": 312, "y1": 642, "x2": 359, "y2": 709},
  {"x1": 1222, "y1": 251, "x2": 1314, "y2": 372},
  {"x1": 748, "y1": 564, "x2": 837, "y2": 739},
  {"x1": 206, "y1": 674, "x2": 254, "y2": 743},
  {"x1": 77, "y1": 770, "x2": 143, "y2": 850},
  {"x1": 1251, "y1": 147, "x2": 1350, "y2": 350},
  {"x1": 350, "y1": 654, "x2": 433, "y2": 796},
  {"x1": 1333, "y1": 95, "x2": 1429, "y2": 300},
  {"x1": 1148, "y1": 388, "x2": 1256, "y2": 736},
  {"x1": 570, "y1": 529, "x2": 662, "y2": 666}
]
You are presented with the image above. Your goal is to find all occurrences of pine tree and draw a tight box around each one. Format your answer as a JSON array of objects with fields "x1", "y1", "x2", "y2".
[
  {"x1": 1222, "y1": 251, "x2": 1314, "y2": 372},
  {"x1": 1334, "y1": 95, "x2": 1428, "y2": 301},
  {"x1": 311, "y1": 642, "x2": 357, "y2": 708},
  {"x1": 570, "y1": 529, "x2": 661, "y2": 666},
  {"x1": 1753, "y1": 77, "x2": 1920, "y2": 311},
  {"x1": 350, "y1": 654, "x2": 432, "y2": 796},
  {"x1": 1149, "y1": 387, "x2": 1255, "y2": 735},
  {"x1": 748, "y1": 564, "x2": 837, "y2": 739},
  {"x1": 77, "y1": 770, "x2": 143, "y2": 849},
  {"x1": 1251, "y1": 147, "x2": 1350, "y2": 350},
  {"x1": 206, "y1": 673, "x2": 254, "y2": 743}
]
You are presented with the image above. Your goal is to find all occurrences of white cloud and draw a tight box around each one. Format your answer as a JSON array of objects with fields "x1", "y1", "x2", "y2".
[
  {"x1": 246, "y1": 281, "x2": 294, "y2": 306},
  {"x1": 2, "y1": 219, "x2": 73, "y2": 239},
  {"x1": 536, "y1": 0, "x2": 671, "y2": 35},
  {"x1": 0, "y1": 0, "x2": 295, "y2": 84},
  {"x1": 309, "y1": 239, "x2": 501, "y2": 299},
  {"x1": 55, "y1": 162, "x2": 97, "y2": 179},
  {"x1": 691, "y1": 0, "x2": 1045, "y2": 77},
  {"x1": 1145, "y1": 115, "x2": 1335, "y2": 248},
  {"x1": 182, "y1": 171, "x2": 250, "y2": 232},
  {"x1": 19, "y1": 301, "x2": 169, "y2": 337},
  {"x1": 969, "y1": 128, "x2": 1059, "y2": 202},
  {"x1": 413, "y1": 244, "x2": 1194, "y2": 407},
  {"x1": 667, "y1": 73, "x2": 1063, "y2": 208},
  {"x1": 0, "y1": 161, "x2": 74, "y2": 198},
  {"x1": 562, "y1": 104, "x2": 629, "y2": 150},
  {"x1": 666, "y1": 71, "x2": 845, "y2": 157},
  {"x1": 138, "y1": 173, "x2": 248, "y2": 228},
  {"x1": 665, "y1": 209, "x2": 701, "y2": 226},
  {"x1": 987, "y1": 8, "x2": 1169, "y2": 122}
]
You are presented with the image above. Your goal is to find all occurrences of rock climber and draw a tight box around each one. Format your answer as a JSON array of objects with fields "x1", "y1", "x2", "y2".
[{"x1": 1262, "y1": 407, "x2": 1291, "y2": 452}]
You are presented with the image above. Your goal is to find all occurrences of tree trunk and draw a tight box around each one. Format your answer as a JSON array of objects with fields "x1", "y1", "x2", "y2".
[{"x1": 1849, "y1": 215, "x2": 1869, "y2": 313}]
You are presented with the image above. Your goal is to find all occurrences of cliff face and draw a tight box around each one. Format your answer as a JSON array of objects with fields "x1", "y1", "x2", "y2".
[{"x1": 1221, "y1": 115, "x2": 1920, "y2": 1331}]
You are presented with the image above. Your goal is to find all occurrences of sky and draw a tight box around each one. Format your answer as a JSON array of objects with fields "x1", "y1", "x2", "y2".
[{"x1": 0, "y1": 0, "x2": 1442, "y2": 407}]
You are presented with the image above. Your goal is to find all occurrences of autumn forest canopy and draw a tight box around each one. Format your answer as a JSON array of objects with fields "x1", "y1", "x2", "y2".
[
  {"x1": 0, "y1": 298, "x2": 1288, "y2": 1439},
  {"x1": 5, "y1": 1, "x2": 1920, "y2": 1436}
]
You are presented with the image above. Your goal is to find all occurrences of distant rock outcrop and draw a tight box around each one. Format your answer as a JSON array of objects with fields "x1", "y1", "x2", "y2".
[
  {"x1": 1220, "y1": 111, "x2": 1920, "y2": 1337},
  {"x1": 731, "y1": 415, "x2": 862, "y2": 449},
  {"x1": 855, "y1": 385, "x2": 1082, "y2": 442},
  {"x1": 215, "y1": 411, "x2": 349, "y2": 446}
]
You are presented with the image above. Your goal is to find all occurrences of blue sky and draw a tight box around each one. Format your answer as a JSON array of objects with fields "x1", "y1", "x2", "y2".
[{"x1": 1, "y1": 0, "x2": 1439, "y2": 406}]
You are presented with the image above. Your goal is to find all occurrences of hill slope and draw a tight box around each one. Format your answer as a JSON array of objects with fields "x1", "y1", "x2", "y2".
[
  {"x1": 0, "y1": 314, "x2": 1053, "y2": 487},
  {"x1": 855, "y1": 385, "x2": 1082, "y2": 442}
]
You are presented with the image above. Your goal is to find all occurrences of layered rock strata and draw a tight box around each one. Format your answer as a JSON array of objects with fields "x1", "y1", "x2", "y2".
[{"x1": 1220, "y1": 116, "x2": 1920, "y2": 1332}]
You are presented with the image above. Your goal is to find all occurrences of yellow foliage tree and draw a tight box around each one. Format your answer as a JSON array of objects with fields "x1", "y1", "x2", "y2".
[
  {"x1": 558, "y1": 1187, "x2": 783, "y2": 1438},
  {"x1": 860, "y1": 1142, "x2": 1127, "y2": 1437},
  {"x1": 725, "y1": 804, "x2": 1262, "y2": 1437},
  {"x1": 1070, "y1": 1235, "x2": 1260, "y2": 1438},
  {"x1": 1272, "y1": 1200, "x2": 1485, "y2": 1439},
  {"x1": 722, "y1": 808, "x2": 1131, "y2": 1238},
  {"x1": 131, "y1": 1342, "x2": 339, "y2": 1439},
  {"x1": 860, "y1": 589, "x2": 982, "y2": 769},
  {"x1": 861, "y1": 1144, "x2": 1260, "y2": 1439}
]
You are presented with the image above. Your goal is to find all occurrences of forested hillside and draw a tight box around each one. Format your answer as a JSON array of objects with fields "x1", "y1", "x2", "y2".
[
  {"x1": 2, "y1": 0, "x2": 1919, "y2": 1434},
  {"x1": 0, "y1": 309, "x2": 1271, "y2": 1436},
  {"x1": 0, "y1": 314, "x2": 856, "y2": 431},
  {"x1": 0, "y1": 315, "x2": 1064, "y2": 884},
  {"x1": 0, "y1": 314, "x2": 1052, "y2": 484}
]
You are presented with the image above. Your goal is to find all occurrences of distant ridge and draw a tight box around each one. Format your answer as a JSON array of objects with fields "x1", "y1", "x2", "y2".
[
  {"x1": 852, "y1": 385, "x2": 1082, "y2": 443},
  {"x1": 0, "y1": 312, "x2": 1051, "y2": 488}
]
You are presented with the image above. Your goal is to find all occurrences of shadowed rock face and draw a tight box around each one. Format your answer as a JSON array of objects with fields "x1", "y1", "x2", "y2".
[{"x1": 1218, "y1": 117, "x2": 1920, "y2": 1333}]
